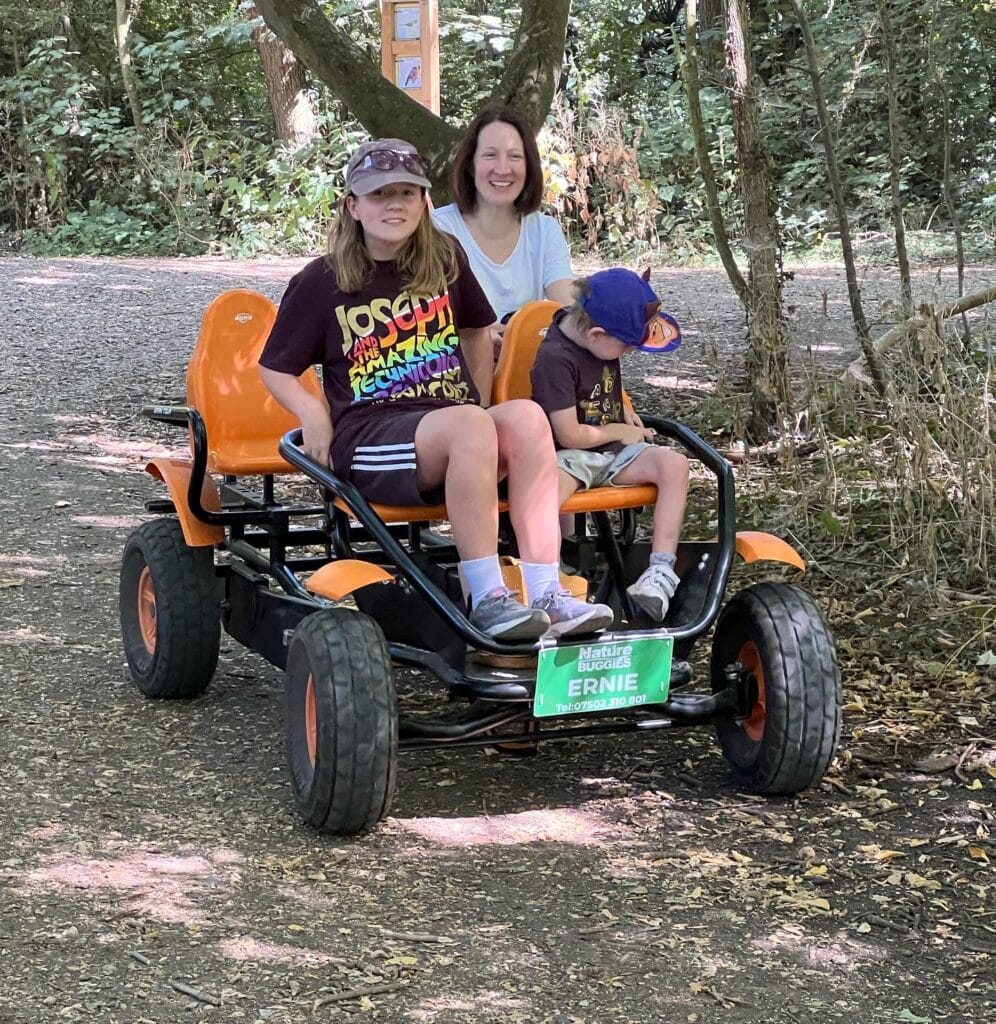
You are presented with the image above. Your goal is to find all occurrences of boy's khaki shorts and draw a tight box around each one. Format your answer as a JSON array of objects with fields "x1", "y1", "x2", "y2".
[{"x1": 557, "y1": 442, "x2": 651, "y2": 490}]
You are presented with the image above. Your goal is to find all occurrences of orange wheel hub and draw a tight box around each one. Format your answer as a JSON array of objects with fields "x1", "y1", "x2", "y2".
[
  {"x1": 137, "y1": 566, "x2": 157, "y2": 653},
  {"x1": 738, "y1": 641, "x2": 766, "y2": 742},
  {"x1": 305, "y1": 674, "x2": 317, "y2": 767}
]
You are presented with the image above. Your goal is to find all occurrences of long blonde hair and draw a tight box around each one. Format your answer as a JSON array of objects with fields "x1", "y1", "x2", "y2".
[{"x1": 327, "y1": 192, "x2": 458, "y2": 295}]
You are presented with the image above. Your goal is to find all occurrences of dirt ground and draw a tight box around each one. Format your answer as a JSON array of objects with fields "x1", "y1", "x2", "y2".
[{"x1": 0, "y1": 255, "x2": 992, "y2": 1024}]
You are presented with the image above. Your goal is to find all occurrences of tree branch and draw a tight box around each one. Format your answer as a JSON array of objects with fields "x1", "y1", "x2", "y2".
[
  {"x1": 491, "y1": 1, "x2": 571, "y2": 130},
  {"x1": 255, "y1": 0, "x2": 570, "y2": 196},
  {"x1": 255, "y1": 0, "x2": 458, "y2": 186},
  {"x1": 682, "y1": 0, "x2": 749, "y2": 309},
  {"x1": 842, "y1": 285, "x2": 996, "y2": 385}
]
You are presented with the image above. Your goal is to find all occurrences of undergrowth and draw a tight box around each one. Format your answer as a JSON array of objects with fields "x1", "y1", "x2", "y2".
[{"x1": 732, "y1": 316, "x2": 995, "y2": 594}]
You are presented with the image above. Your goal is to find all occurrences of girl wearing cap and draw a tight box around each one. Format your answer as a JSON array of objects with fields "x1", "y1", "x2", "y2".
[
  {"x1": 259, "y1": 138, "x2": 612, "y2": 642},
  {"x1": 530, "y1": 269, "x2": 690, "y2": 622},
  {"x1": 432, "y1": 108, "x2": 574, "y2": 352}
]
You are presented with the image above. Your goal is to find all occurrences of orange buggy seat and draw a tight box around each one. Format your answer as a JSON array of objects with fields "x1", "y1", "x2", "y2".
[
  {"x1": 180, "y1": 288, "x2": 447, "y2": 524},
  {"x1": 185, "y1": 289, "x2": 322, "y2": 477}
]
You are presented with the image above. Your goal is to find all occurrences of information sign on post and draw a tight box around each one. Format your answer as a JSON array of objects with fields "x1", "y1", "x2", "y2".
[{"x1": 380, "y1": 1, "x2": 439, "y2": 114}]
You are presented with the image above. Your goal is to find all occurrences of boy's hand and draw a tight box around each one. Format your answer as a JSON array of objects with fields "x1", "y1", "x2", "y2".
[
  {"x1": 623, "y1": 406, "x2": 644, "y2": 429},
  {"x1": 619, "y1": 423, "x2": 654, "y2": 446}
]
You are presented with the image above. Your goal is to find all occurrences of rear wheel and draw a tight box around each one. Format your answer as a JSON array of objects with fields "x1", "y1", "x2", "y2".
[
  {"x1": 285, "y1": 608, "x2": 397, "y2": 836},
  {"x1": 120, "y1": 519, "x2": 220, "y2": 698},
  {"x1": 710, "y1": 583, "x2": 840, "y2": 794}
]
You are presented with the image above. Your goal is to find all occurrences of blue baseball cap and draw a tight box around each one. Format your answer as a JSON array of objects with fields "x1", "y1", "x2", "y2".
[{"x1": 580, "y1": 268, "x2": 681, "y2": 353}]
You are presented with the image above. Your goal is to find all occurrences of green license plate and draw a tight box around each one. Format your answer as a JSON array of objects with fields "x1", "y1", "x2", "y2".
[{"x1": 533, "y1": 636, "x2": 673, "y2": 718}]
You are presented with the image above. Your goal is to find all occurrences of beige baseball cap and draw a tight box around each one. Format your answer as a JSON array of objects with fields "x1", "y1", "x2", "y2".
[{"x1": 345, "y1": 138, "x2": 431, "y2": 195}]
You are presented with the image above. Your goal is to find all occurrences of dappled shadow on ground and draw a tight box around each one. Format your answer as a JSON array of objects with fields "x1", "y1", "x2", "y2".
[{"x1": 0, "y1": 256, "x2": 991, "y2": 1023}]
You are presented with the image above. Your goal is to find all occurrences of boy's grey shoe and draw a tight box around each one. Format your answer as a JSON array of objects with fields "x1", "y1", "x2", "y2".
[
  {"x1": 626, "y1": 563, "x2": 680, "y2": 622},
  {"x1": 531, "y1": 589, "x2": 614, "y2": 638},
  {"x1": 470, "y1": 587, "x2": 551, "y2": 641}
]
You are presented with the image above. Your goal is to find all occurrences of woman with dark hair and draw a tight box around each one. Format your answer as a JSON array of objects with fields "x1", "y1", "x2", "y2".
[{"x1": 433, "y1": 108, "x2": 574, "y2": 339}]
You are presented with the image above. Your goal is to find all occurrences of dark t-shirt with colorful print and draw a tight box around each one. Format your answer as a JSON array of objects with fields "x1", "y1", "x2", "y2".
[
  {"x1": 530, "y1": 311, "x2": 626, "y2": 453},
  {"x1": 259, "y1": 251, "x2": 495, "y2": 426}
]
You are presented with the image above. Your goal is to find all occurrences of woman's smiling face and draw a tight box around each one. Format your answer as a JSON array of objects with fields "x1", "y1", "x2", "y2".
[{"x1": 472, "y1": 120, "x2": 526, "y2": 210}]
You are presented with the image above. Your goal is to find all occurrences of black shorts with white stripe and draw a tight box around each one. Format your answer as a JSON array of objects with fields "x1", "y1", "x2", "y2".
[{"x1": 332, "y1": 407, "x2": 443, "y2": 507}]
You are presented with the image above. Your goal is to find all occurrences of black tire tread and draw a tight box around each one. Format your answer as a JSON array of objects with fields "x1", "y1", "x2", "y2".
[
  {"x1": 286, "y1": 608, "x2": 397, "y2": 836},
  {"x1": 120, "y1": 519, "x2": 220, "y2": 699},
  {"x1": 711, "y1": 582, "x2": 841, "y2": 794}
]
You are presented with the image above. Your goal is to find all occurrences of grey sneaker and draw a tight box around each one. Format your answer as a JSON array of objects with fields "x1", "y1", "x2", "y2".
[
  {"x1": 627, "y1": 562, "x2": 680, "y2": 621},
  {"x1": 531, "y1": 589, "x2": 614, "y2": 638},
  {"x1": 470, "y1": 587, "x2": 551, "y2": 641}
]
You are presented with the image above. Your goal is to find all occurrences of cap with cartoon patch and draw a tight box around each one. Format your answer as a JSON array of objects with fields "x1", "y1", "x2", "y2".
[{"x1": 580, "y1": 268, "x2": 681, "y2": 353}]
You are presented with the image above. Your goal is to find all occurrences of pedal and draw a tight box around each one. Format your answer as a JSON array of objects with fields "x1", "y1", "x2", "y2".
[{"x1": 469, "y1": 650, "x2": 538, "y2": 670}]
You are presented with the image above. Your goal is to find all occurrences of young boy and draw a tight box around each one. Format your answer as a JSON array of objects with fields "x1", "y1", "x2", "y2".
[{"x1": 530, "y1": 269, "x2": 689, "y2": 621}]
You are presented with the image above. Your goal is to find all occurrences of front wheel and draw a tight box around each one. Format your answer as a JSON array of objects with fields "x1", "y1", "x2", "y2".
[
  {"x1": 120, "y1": 519, "x2": 220, "y2": 698},
  {"x1": 710, "y1": 583, "x2": 841, "y2": 794},
  {"x1": 285, "y1": 608, "x2": 397, "y2": 836}
]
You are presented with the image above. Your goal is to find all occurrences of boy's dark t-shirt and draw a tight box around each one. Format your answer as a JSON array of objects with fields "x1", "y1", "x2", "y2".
[
  {"x1": 259, "y1": 251, "x2": 495, "y2": 427},
  {"x1": 530, "y1": 311, "x2": 626, "y2": 454}
]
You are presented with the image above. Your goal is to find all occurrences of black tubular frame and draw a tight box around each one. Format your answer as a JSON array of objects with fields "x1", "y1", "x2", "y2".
[
  {"x1": 146, "y1": 401, "x2": 737, "y2": 656},
  {"x1": 143, "y1": 404, "x2": 324, "y2": 527},
  {"x1": 277, "y1": 416, "x2": 736, "y2": 656},
  {"x1": 140, "y1": 399, "x2": 756, "y2": 745}
]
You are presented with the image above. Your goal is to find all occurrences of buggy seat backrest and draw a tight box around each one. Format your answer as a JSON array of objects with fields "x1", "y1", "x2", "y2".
[
  {"x1": 492, "y1": 300, "x2": 561, "y2": 404},
  {"x1": 185, "y1": 289, "x2": 323, "y2": 476},
  {"x1": 493, "y1": 299, "x2": 636, "y2": 414}
]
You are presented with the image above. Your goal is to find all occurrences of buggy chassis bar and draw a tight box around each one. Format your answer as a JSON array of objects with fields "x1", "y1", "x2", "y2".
[
  {"x1": 277, "y1": 418, "x2": 736, "y2": 657},
  {"x1": 143, "y1": 404, "x2": 737, "y2": 656}
]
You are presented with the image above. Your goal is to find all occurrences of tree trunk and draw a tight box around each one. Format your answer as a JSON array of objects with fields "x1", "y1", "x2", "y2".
[
  {"x1": 698, "y1": 0, "x2": 726, "y2": 81},
  {"x1": 247, "y1": 4, "x2": 316, "y2": 150},
  {"x1": 876, "y1": 0, "x2": 912, "y2": 314},
  {"x1": 491, "y1": 1, "x2": 571, "y2": 130},
  {"x1": 114, "y1": 0, "x2": 144, "y2": 133},
  {"x1": 255, "y1": 0, "x2": 570, "y2": 196},
  {"x1": 725, "y1": 0, "x2": 789, "y2": 436},
  {"x1": 937, "y1": 74, "x2": 971, "y2": 349},
  {"x1": 683, "y1": 0, "x2": 749, "y2": 309},
  {"x1": 787, "y1": 0, "x2": 887, "y2": 401}
]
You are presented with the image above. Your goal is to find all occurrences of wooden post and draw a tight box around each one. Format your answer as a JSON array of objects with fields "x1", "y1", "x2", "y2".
[{"x1": 380, "y1": 1, "x2": 439, "y2": 114}]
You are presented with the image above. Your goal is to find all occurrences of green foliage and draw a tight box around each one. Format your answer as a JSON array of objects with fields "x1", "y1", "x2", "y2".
[
  {"x1": 439, "y1": 2, "x2": 514, "y2": 124},
  {"x1": 0, "y1": 2, "x2": 365, "y2": 254},
  {"x1": 208, "y1": 118, "x2": 358, "y2": 256},
  {"x1": 757, "y1": 0, "x2": 996, "y2": 242},
  {"x1": 0, "y1": 0, "x2": 993, "y2": 259},
  {"x1": 22, "y1": 200, "x2": 168, "y2": 255}
]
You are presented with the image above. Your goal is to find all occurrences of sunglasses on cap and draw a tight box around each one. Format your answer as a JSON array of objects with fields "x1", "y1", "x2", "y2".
[{"x1": 358, "y1": 150, "x2": 429, "y2": 175}]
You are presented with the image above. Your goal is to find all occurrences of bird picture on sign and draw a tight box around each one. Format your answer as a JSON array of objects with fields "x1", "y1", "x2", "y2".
[
  {"x1": 394, "y1": 5, "x2": 421, "y2": 40},
  {"x1": 397, "y1": 56, "x2": 422, "y2": 90}
]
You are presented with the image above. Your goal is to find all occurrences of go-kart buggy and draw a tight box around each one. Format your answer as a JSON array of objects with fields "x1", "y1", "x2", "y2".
[{"x1": 119, "y1": 290, "x2": 842, "y2": 836}]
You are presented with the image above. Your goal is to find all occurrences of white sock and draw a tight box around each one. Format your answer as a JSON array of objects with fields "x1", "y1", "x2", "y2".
[
  {"x1": 521, "y1": 562, "x2": 561, "y2": 603},
  {"x1": 459, "y1": 554, "x2": 505, "y2": 608},
  {"x1": 650, "y1": 551, "x2": 677, "y2": 569}
]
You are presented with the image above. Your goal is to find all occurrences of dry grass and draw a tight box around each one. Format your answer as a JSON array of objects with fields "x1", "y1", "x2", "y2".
[{"x1": 728, "y1": 314, "x2": 994, "y2": 591}]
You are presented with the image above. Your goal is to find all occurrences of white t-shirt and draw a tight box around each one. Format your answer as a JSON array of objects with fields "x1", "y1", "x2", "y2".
[{"x1": 432, "y1": 205, "x2": 573, "y2": 321}]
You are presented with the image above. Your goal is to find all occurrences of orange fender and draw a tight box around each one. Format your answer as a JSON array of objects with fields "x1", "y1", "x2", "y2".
[
  {"x1": 735, "y1": 530, "x2": 805, "y2": 571},
  {"x1": 305, "y1": 560, "x2": 394, "y2": 601},
  {"x1": 145, "y1": 458, "x2": 224, "y2": 547}
]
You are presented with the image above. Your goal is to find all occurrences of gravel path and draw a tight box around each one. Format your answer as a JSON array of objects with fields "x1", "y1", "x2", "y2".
[{"x1": 0, "y1": 256, "x2": 991, "y2": 1024}]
